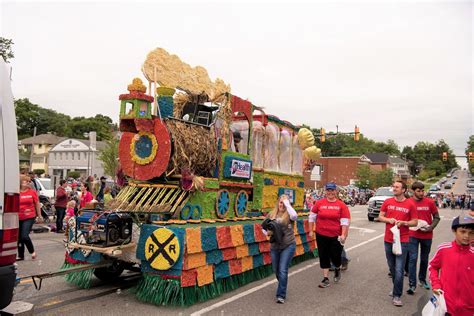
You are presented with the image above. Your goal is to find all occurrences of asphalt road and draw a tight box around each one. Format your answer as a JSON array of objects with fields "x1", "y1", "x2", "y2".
[
  {"x1": 440, "y1": 169, "x2": 471, "y2": 195},
  {"x1": 13, "y1": 203, "x2": 465, "y2": 315}
]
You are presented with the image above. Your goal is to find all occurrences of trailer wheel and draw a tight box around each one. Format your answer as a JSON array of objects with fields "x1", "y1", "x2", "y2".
[{"x1": 94, "y1": 261, "x2": 125, "y2": 282}]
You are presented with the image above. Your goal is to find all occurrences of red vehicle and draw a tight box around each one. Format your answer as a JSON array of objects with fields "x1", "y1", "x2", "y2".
[{"x1": 0, "y1": 57, "x2": 20, "y2": 309}]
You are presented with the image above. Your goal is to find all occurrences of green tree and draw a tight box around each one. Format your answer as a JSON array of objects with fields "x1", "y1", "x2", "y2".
[
  {"x1": 0, "y1": 37, "x2": 14, "y2": 62},
  {"x1": 402, "y1": 140, "x2": 458, "y2": 176},
  {"x1": 68, "y1": 115, "x2": 115, "y2": 141},
  {"x1": 466, "y1": 135, "x2": 474, "y2": 173},
  {"x1": 98, "y1": 135, "x2": 119, "y2": 178},
  {"x1": 67, "y1": 171, "x2": 81, "y2": 179},
  {"x1": 373, "y1": 168, "x2": 394, "y2": 188},
  {"x1": 33, "y1": 169, "x2": 45, "y2": 176},
  {"x1": 14, "y1": 98, "x2": 115, "y2": 141},
  {"x1": 355, "y1": 165, "x2": 372, "y2": 189}
]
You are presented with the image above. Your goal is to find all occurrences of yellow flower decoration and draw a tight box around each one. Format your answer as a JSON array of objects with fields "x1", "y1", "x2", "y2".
[{"x1": 130, "y1": 131, "x2": 158, "y2": 165}]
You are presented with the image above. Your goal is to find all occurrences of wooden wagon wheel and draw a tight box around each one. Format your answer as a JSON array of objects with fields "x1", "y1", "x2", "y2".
[{"x1": 215, "y1": 189, "x2": 231, "y2": 219}]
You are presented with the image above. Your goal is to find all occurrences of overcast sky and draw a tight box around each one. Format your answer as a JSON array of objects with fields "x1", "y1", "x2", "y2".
[{"x1": 1, "y1": 1, "x2": 472, "y2": 166}]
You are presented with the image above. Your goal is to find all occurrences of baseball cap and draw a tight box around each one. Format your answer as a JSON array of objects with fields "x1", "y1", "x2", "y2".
[
  {"x1": 451, "y1": 211, "x2": 474, "y2": 229},
  {"x1": 325, "y1": 182, "x2": 337, "y2": 190}
]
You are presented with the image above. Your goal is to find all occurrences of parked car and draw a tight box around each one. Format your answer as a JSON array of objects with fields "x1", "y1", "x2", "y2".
[
  {"x1": 31, "y1": 178, "x2": 54, "y2": 200},
  {"x1": 444, "y1": 182, "x2": 452, "y2": 189},
  {"x1": 0, "y1": 57, "x2": 19, "y2": 309},
  {"x1": 367, "y1": 187, "x2": 394, "y2": 221},
  {"x1": 467, "y1": 180, "x2": 474, "y2": 188},
  {"x1": 428, "y1": 184, "x2": 440, "y2": 192}
]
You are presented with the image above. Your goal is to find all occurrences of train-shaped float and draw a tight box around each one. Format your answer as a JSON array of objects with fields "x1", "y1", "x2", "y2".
[{"x1": 63, "y1": 48, "x2": 321, "y2": 306}]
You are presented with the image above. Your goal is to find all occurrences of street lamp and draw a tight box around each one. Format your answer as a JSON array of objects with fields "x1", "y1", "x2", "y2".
[{"x1": 83, "y1": 132, "x2": 92, "y2": 177}]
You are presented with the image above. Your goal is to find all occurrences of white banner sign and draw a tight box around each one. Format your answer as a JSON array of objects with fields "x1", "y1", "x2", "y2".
[{"x1": 230, "y1": 159, "x2": 251, "y2": 179}]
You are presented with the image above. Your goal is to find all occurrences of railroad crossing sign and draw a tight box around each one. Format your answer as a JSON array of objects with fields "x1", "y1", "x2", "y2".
[{"x1": 144, "y1": 228, "x2": 180, "y2": 270}]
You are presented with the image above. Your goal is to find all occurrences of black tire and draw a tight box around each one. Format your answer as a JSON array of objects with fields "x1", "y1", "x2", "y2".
[
  {"x1": 368, "y1": 215, "x2": 375, "y2": 222},
  {"x1": 94, "y1": 261, "x2": 125, "y2": 282}
]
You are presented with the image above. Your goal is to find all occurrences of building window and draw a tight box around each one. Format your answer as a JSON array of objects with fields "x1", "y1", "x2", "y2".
[
  {"x1": 71, "y1": 152, "x2": 74, "y2": 160},
  {"x1": 60, "y1": 152, "x2": 63, "y2": 160},
  {"x1": 54, "y1": 153, "x2": 57, "y2": 160}
]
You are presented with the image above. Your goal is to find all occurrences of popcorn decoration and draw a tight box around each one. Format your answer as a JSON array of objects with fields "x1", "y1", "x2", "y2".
[
  {"x1": 297, "y1": 128, "x2": 315, "y2": 150},
  {"x1": 142, "y1": 48, "x2": 230, "y2": 100},
  {"x1": 303, "y1": 146, "x2": 321, "y2": 160}
]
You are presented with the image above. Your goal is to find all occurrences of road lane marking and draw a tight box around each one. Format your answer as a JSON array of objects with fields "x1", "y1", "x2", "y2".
[
  {"x1": 349, "y1": 226, "x2": 376, "y2": 233},
  {"x1": 190, "y1": 233, "x2": 385, "y2": 316}
]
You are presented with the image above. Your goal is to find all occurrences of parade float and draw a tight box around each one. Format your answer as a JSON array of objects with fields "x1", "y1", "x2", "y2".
[{"x1": 62, "y1": 48, "x2": 321, "y2": 306}]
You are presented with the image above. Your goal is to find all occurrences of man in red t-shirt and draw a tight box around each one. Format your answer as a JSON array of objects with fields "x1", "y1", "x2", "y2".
[
  {"x1": 406, "y1": 182, "x2": 440, "y2": 295},
  {"x1": 309, "y1": 182, "x2": 350, "y2": 288},
  {"x1": 378, "y1": 181, "x2": 418, "y2": 307}
]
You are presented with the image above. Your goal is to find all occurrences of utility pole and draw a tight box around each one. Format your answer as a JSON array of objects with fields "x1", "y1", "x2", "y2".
[{"x1": 29, "y1": 126, "x2": 37, "y2": 171}]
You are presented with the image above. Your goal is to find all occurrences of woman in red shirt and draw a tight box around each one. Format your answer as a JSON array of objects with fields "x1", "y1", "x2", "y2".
[
  {"x1": 309, "y1": 182, "x2": 350, "y2": 288},
  {"x1": 80, "y1": 183, "x2": 93, "y2": 209},
  {"x1": 18, "y1": 175, "x2": 42, "y2": 260}
]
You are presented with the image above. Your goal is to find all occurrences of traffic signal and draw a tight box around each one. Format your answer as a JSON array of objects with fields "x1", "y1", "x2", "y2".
[
  {"x1": 442, "y1": 152, "x2": 448, "y2": 161},
  {"x1": 354, "y1": 125, "x2": 360, "y2": 141},
  {"x1": 469, "y1": 152, "x2": 474, "y2": 162},
  {"x1": 320, "y1": 128, "x2": 326, "y2": 142}
]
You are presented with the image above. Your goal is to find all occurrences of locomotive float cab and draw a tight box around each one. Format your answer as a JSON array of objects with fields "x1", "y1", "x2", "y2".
[{"x1": 115, "y1": 82, "x2": 305, "y2": 220}]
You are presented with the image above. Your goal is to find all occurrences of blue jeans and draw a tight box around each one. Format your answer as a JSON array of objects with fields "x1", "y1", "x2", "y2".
[
  {"x1": 408, "y1": 237, "x2": 432, "y2": 287},
  {"x1": 384, "y1": 241, "x2": 409, "y2": 298},
  {"x1": 18, "y1": 218, "x2": 36, "y2": 258},
  {"x1": 270, "y1": 242, "x2": 296, "y2": 299}
]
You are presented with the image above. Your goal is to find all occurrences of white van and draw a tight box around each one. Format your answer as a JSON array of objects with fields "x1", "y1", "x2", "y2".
[{"x1": 0, "y1": 57, "x2": 20, "y2": 309}]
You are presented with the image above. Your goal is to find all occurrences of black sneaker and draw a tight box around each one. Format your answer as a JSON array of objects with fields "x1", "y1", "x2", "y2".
[
  {"x1": 334, "y1": 268, "x2": 341, "y2": 283},
  {"x1": 319, "y1": 277, "x2": 330, "y2": 288},
  {"x1": 406, "y1": 286, "x2": 416, "y2": 295}
]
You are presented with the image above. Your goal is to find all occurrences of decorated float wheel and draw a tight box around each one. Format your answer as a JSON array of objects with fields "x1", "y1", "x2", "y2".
[
  {"x1": 234, "y1": 190, "x2": 248, "y2": 217},
  {"x1": 180, "y1": 204, "x2": 202, "y2": 220},
  {"x1": 215, "y1": 189, "x2": 230, "y2": 219}
]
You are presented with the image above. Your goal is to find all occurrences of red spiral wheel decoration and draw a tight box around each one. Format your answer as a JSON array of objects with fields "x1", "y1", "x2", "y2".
[{"x1": 119, "y1": 118, "x2": 171, "y2": 180}]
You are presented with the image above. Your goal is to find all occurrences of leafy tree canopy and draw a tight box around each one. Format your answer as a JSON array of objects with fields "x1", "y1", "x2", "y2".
[
  {"x1": 15, "y1": 98, "x2": 116, "y2": 141},
  {"x1": 0, "y1": 37, "x2": 14, "y2": 62}
]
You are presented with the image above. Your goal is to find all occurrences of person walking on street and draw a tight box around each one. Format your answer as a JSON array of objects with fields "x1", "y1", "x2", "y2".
[
  {"x1": 428, "y1": 213, "x2": 474, "y2": 315},
  {"x1": 262, "y1": 194, "x2": 297, "y2": 304},
  {"x1": 378, "y1": 181, "x2": 418, "y2": 307},
  {"x1": 18, "y1": 175, "x2": 42, "y2": 260},
  {"x1": 406, "y1": 182, "x2": 440, "y2": 295},
  {"x1": 54, "y1": 179, "x2": 68, "y2": 233},
  {"x1": 309, "y1": 182, "x2": 350, "y2": 289},
  {"x1": 96, "y1": 176, "x2": 107, "y2": 202}
]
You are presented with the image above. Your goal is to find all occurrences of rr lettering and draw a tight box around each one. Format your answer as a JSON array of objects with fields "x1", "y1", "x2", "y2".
[
  {"x1": 148, "y1": 244, "x2": 154, "y2": 253},
  {"x1": 169, "y1": 244, "x2": 176, "y2": 254}
]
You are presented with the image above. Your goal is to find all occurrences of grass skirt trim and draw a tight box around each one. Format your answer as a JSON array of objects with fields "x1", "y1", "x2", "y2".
[
  {"x1": 135, "y1": 251, "x2": 317, "y2": 306},
  {"x1": 60, "y1": 262, "x2": 95, "y2": 289}
]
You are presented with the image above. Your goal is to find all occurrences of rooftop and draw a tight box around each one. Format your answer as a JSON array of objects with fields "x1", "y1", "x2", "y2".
[
  {"x1": 20, "y1": 133, "x2": 66, "y2": 145},
  {"x1": 365, "y1": 153, "x2": 389, "y2": 164}
]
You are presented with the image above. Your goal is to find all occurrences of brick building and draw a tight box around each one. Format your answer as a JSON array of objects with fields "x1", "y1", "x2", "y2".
[{"x1": 304, "y1": 155, "x2": 371, "y2": 189}]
